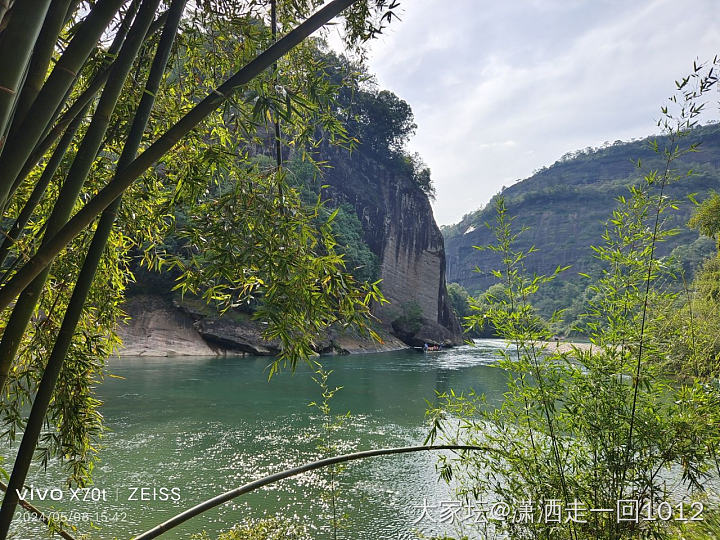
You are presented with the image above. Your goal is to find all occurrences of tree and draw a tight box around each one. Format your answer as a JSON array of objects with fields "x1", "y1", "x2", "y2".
[
  {"x1": 688, "y1": 191, "x2": 720, "y2": 253},
  {"x1": 0, "y1": 1, "x2": 400, "y2": 536},
  {"x1": 348, "y1": 88, "x2": 416, "y2": 155},
  {"x1": 446, "y1": 282, "x2": 470, "y2": 320}
]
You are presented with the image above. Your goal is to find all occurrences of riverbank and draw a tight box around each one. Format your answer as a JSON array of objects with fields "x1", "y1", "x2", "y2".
[
  {"x1": 537, "y1": 339, "x2": 593, "y2": 354},
  {"x1": 116, "y1": 294, "x2": 410, "y2": 357}
]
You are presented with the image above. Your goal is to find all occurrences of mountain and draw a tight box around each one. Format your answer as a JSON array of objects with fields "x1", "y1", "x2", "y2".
[{"x1": 443, "y1": 123, "x2": 720, "y2": 324}]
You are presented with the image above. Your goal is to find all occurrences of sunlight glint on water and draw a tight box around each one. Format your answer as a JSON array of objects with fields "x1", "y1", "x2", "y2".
[{"x1": 7, "y1": 341, "x2": 509, "y2": 539}]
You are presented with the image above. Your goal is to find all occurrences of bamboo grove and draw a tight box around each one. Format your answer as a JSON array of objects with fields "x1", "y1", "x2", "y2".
[
  {"x1": 427, "y1": 61, "x2": 720, "y2": 539},
  {"x1": 0, "y1": 0, "x2": 399, "y2": 536}
]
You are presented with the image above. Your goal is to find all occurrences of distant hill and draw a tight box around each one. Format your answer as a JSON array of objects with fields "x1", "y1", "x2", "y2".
[{"x1": 443, "y1": 123, "x2": 720, "y2": 325}]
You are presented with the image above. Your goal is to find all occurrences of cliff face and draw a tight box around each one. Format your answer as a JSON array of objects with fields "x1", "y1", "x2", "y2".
[
  {"x1": 116, "y1": 148, "x2": 461, "y2": 355},
  {"x1": 323, "y1": 149, "x2": 462, "y2": 346}
]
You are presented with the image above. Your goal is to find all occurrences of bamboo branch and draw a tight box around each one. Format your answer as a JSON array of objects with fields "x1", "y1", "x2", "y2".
[
  {"x1": 134, "y1": 445, "x2": 487, "y2": 540},
  {"x1": 0, "y1": 0, "x2": 359, "y2": 313}
]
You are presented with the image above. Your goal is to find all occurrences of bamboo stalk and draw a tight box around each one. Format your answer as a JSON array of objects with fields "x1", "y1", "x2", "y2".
[
  {"x1": 8, "y1": 4, "x2": 166, "y2": 201},
  {"x1": 0, "y1": 0, "x2": 52, "y2": 154},
  {"x1": 32, "y1": 0, "x2": 142, "y2": 156},
  {"x1": 11, "y1": 0, "x2": 72, "y2": 126},
  {"x1": 0, "y1": 0, "x2": 125, "y2": 209},
  {"x1": 0, "y1": 0, "x2": 359, "y2": 313},
  {"x1": 1, "y1": 0, "x2": 142, "y2": 225},
  {"x1": 0, "y1": 101, "x2": 90, "y2": 268},
  {"x1": 0, "y1": 0, "x2": 158, "y2": 399},
  {"x1": 0, "y1": 1, "x2": 183, "y2": 534}
]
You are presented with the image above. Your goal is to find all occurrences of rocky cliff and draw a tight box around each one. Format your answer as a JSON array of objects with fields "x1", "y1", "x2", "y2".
[
  {"x1": 116, "y1": 294, "x2": 408, "y2": 357},
  {"x1": 116, "y1": 70, "x2": 462, "y2": 355},
  {"x1": 116, "y1": 295, "x2": 217, "y2": 356},
  {"x1": 117, "y1": 148, "x2": 461, "y2": 356},
  {"x1": 322, "y1": 149, "x2": 461, "y2": 347}
]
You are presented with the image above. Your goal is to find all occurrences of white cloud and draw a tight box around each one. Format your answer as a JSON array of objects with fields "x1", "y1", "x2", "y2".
[
  {"x1": 476, "y1": 140, "x2": 516, "y2": 149},
  {"x1": 363, "y1": 0, "x2": 720, "y2": 225}
]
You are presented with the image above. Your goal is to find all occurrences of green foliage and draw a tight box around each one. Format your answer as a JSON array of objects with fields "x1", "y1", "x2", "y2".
[
  {"x1": 349, "y1": 88, "x2": 416, "y2": 155},
  {"x1": 469, "y1": 277, "x2": 552, "y2": 339},
  {"x1": 156, "y1": 165, "x2": 384, "y2": 372},
  {"x1": 446, "y1": 282, "x2": 471, "y2": 320},
  {"x1": 661, "y1": 256, "x2": 720, "y2": 377},
  {"x1": 427, "y1": 63, "x2": 720, "y2": 538},
  {"x1": 309, "y1": 365, "x2": 350, "y2": 538},
  {"x1": 413, "y1": 166, "x2": 435, "y2": 199},
  {"x1": 669, "y1": 505, "x2": 720, "y2": 539},
  {"x1": 463, "y1": 283, "x2": 505, "y2": 337},
  {"x1": 668, "y1": 235, "x2": 716, "y2": 276},
  {"x1": 323, "y1": 55, "x2": 434, "y2": 197},
  {"x1": 401, "y1": 152, "x2": 436, "y2": 199},
  {"x1": 116, "y1": 29, "x2": 395, "y2": 372},
  {"x1": 695, "y1": 255, "x2": 720, "y2": 301},
  {"x1": 392, "y1": 301, "x2": 424, "y2": 335},
  {"x1": 688, "y1": 190, "x2": 720, "y2": 251},
  {"x1": 429, "y1": 196, "x2": 720, "y2": 538},
  {"x1": 325, "y1": 203, "x2": 379, "y2": 283},
  {"x1": 656, "y1": 141, "x2": 720, "y2": 378}
]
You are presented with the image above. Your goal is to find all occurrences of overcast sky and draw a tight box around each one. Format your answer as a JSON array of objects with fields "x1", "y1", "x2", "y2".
[{"x1": 342, "y1": 0, "x2": 719, "y2": 226}]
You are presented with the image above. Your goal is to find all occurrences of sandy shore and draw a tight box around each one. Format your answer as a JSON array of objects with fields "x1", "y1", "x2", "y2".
[
  {"x1": 534, "y1": 340, "x2": 593, "y2": 354},
  {"x1": 477, "y1": 338, "x2": 594, "y2": 355}
]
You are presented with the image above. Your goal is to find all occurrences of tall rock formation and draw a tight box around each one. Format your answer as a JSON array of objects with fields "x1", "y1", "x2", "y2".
[
  {"x1": 323, "y1": 149, "x2": 462, "y2": 346},
  {"x1": 117, "y1": 148, "x2": 461, "y2": 355},
  {"x1": 116, "y1": 69, "x2": 462, "y2": 354}
]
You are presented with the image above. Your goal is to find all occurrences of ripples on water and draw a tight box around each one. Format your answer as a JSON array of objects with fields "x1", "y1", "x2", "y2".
[{"x1": 6, "y1": 340, "x2": 511, "y2": 539}]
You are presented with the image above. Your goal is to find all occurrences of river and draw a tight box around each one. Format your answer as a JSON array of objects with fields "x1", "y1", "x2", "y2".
[{"x1": 8, "y1": 340, "x2": 511, "y2": 540}]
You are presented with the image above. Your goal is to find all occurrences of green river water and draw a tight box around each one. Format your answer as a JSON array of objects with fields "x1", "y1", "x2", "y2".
[{"x1": 8, "y1": 340, "x2": 511, "y2": 540}]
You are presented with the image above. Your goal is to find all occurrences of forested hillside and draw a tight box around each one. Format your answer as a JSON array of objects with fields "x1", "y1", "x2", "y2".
[{"x1": 444, "y1": 123, "x2": 720, "y2": 329}]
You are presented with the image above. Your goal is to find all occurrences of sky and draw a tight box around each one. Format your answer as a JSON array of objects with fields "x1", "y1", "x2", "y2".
[{"x1": 333, "y1": 0, "x2": 720, "y2": 226}]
